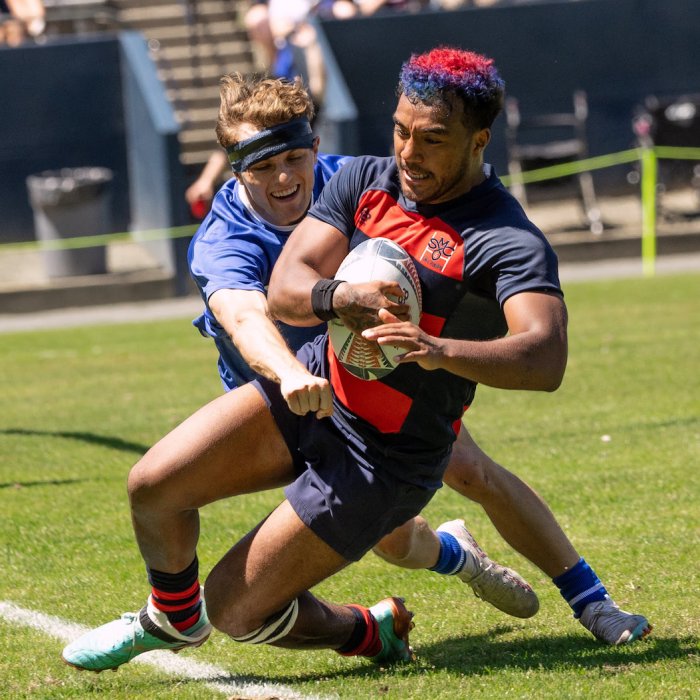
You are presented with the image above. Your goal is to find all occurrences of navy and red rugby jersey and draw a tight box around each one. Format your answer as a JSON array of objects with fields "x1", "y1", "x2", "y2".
[{"x1": 307, "y1": 155, "x2": 563, "y2": 453}]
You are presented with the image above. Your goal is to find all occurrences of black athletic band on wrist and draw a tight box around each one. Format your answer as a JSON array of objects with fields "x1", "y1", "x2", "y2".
[{"x1": 311, "y1": 278, "x2": 343, "y2": 321}]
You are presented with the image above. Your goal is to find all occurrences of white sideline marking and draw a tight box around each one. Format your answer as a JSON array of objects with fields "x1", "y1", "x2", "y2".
[{"x1": 0, "y1": 601, "x2": 334, "y2": 700}]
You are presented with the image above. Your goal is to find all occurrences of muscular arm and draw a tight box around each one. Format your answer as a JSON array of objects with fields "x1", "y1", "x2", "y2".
[
  {"x1": 363, "y1": 291, "x2": 568, "y2": 392},
  {"x1": 268, "y1": 217, "x2": 409, "y2": 329},
  {"x1": 268, "y1": 218, "x2": 349, "y2": 324},
  {"x1": 208, "y1": 288, "x2": 332, "y2": 417}
]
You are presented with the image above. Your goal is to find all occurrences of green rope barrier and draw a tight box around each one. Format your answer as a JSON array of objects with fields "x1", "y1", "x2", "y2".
[
  {"x1": 653, "y1": 146, "x2": 700, "y2": 161},
  {"x1": 1, "y1": 145, "x2": 699, "y2": 267},
  {"x1": 0, "y1": 224, "x2": 198, "y2": 253},
  {"x1": 499, "y1": 148, "x2": 642, "y2": 187}
]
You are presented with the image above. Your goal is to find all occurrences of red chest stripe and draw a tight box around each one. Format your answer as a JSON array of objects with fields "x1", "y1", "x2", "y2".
[
  {"x1": 327, "y1": 342, "x2": 412, "y2": 433},
  {"x1": 419, "y1": 312, "x2": 445, "y2": 337},
  {"x1": 355, "y1": 190, "x2": 464, "y2": 281}
]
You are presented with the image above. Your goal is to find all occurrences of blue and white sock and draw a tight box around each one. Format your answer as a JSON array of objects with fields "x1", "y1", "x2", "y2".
[
  {"x1": 429, "y1": 531, "x2": 467, "y2": 575},
  {"x1": 553, "y1": 557, "x2": 608, "y2": 618}
]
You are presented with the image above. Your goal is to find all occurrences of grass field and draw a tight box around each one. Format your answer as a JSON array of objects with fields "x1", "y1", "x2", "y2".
[{"x1": 1, "y1": 272, "x2": 699, "y2": 699}]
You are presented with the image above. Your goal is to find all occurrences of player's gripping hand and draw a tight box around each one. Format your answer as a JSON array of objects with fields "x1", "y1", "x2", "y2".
[
  {"x1": 279, "y1": 368, "x2": 333, "y2": 419},
  {"x1": 333, "y1": 281, "x2": 411, "y2": 334},
  {"x1": 362, "y1": 308, "x2": 445, "y2": 371}
]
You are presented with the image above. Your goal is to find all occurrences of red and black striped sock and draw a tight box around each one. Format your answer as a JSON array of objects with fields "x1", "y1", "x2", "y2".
[
  {"x1": 147, "y1": 556, "x2": 202, "y2": 633},
  {"x1": 336, "y1": 604, "x2": 381, "y2": 658}
]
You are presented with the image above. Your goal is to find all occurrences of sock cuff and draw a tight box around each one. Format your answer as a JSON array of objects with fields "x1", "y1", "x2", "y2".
[
  {"x1": 553, "y1": 557, "x2": 608, "y2": 618},
  {"x1": 336, "y1": 605, "x2": 380, "y2": 657},
  {"x1": 429, "y1": 531, "x2": 466, "y2": 576},
  {"x1": 552, "y1": 557, "x2": 586, "y2": 586},
  {"x1": 151, "y1": 580, "x2": 200, "y2": 604},
  {"x1": 147, "y1": 556, "x2": 199, "y2": 591}
]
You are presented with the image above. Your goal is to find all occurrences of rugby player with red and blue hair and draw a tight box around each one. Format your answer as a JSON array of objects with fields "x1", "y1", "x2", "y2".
[{"x1": 62, "y1": 48, "x2": 650, "y2": 678}]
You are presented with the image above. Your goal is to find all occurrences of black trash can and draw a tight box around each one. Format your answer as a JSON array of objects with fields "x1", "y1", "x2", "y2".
[{"x1": 26, "y1": 167, "x2": 113, "y2": 278}]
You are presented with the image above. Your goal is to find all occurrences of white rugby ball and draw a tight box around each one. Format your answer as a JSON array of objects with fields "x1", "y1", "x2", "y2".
[{"x1": 328, "y1": 238, "x2": 422, "y2": 381}]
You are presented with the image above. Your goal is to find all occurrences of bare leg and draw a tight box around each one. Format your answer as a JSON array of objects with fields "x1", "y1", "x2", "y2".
[
  {"x1": 205, "y1": 500, "x2": 357, "y2": 648},
  {"x1": 444, "y1": 427, "x2": 579, "y2": 578},
  {"x1": 127, "y1": 384, "x2": 297, "y2": 573},
  {"x1": 372, "y1": 499, "x2": 541, "y2": 619}
]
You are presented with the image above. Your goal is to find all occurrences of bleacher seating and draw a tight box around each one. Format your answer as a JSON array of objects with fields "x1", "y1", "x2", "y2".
[{"x1": 44, "y1": 0, "x2": 257, "y2": 175}]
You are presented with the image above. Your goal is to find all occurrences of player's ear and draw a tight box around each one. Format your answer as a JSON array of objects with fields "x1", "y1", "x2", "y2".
[
  {"x1": 473, "y1": 128, "x2": 491, "y2": 154},
  {"x1": 312, "y1": 136, "x2": 320, "y2": 159}
]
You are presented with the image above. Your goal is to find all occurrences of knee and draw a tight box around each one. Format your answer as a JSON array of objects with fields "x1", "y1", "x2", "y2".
[
  {"x1": 126, "y1": 453, "x2": 172, "y2": 514},
  {"x1": 205, "y1": 565, "x2": 284, "y2": 640},
  {"x1": 443, "y1": 445, "x2": 494, "y2": 502}
]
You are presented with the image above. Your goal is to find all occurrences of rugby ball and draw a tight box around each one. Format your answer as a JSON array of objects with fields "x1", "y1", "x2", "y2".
[{"x1": 328, "y1": 238, "x2": 422, "y2": 381}]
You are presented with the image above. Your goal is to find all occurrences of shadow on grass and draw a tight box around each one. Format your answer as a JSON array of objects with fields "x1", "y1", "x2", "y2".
[
  {"x1": 411, "y1": 627, "x2": 696, "y2": 674},
  {"x1": 2, "y1": 428, "x2": 148, "y2": 455},
  {"x1": 204, "y1": 630, "x2": 696, "y2": 687},
  {"x1": 0, "y1": 477, "x2": 88, "y2": 490}
]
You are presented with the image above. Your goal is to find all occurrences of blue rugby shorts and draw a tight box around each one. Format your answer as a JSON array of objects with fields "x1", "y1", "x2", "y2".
[{"x1": 251, "y1": 374, "x2": 447, "y2": 561}]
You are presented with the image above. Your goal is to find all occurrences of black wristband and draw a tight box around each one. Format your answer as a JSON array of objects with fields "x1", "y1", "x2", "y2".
[{"x1": 311, "y1": 278, "x2": 344, "y2": 321}]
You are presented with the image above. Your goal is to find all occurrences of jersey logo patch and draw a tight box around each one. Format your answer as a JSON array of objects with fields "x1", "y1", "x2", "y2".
[
  {"x1": 420, "y1": 234, "x2": 456, "y2": 273},
  {"x1": 354, "y1": 190, "x2": 465, "y2": 281}
]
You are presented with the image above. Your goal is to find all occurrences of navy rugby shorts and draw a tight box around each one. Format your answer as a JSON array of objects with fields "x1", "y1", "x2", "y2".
[{"x1": 251, "y1": 375, "x2": 447, "y2": 561}]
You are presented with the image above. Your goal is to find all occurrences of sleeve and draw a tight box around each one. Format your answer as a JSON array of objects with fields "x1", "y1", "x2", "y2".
[
  {"x1": 490, "y1": 227, "x2": 563, "y2": 305},
  {"x1": 306, "y1": 156, "x2": 372, "y2": 239},
  {"x1": 188, "y1": 196, "x2": 271, "y2": 303}
]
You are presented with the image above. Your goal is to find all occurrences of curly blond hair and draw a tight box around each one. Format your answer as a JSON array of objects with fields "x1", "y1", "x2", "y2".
[{"x1": 215, "y1": 73, "x2": 315, "y2": 148}]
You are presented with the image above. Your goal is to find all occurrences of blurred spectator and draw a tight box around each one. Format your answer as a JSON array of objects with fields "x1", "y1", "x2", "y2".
[
  {"x1": 188, "y1": 1, "x2": 359, "y2": 218},
  {"x1": 267, "y1": 1, "x2": 358, "y2": 100},
  {"x1": 188, "y1": 0, "x2": 430, "y2": 217},
  {"x1": 244, "y1": 0, "x2": 276, "y2": 72},
  {"x1": 0, "y1": 0, "x2": 45, "y2": 46}
]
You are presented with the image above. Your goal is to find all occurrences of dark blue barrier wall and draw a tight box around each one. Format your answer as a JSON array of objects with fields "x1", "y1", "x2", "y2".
[
  {"x1": 317, "y1": 0, "x2": 700, "y2": 187},
  {"x1": 0, "y1": 31, "x2": 188, "y2": 279},
  {"x1": 0, "y1": 35, "x2": 128, "y2": 243}
]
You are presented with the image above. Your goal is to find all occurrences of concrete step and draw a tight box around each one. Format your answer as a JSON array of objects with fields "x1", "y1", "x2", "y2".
[
  {"x1": 118, "y1": 0, "x2": 242, "y2": 18},
  {"x1": 154, "y1": 58, "x2": 253, "y2": 87},
  {"x1": 122, "y1": 20, "x2": 248, "y2": 44},
  {"x1": 179, "y1": 148, "x2": 220, "y2": 167},
  {"x1": 110, "y1": 0, "x2": 256, "y2": 169},
  {"x1": 114, "y1": 0, "x2": 186, "y2": 9},
  {"x1": 167, "y1": 86, "x2": 221, "y2": 110},
  {"x1": 178, "y1": 125, "x2": 223, "y2": 145},
  {"x1": 120, "y1": 12, "x2": 243, "y2": 34},
  {"x1": 149, "y1": 38, "x2": 251, "y2": 64}
]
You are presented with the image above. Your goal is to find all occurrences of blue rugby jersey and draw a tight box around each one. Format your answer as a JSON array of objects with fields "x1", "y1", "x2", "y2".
[
  {"x1": 188, "y1": 152, "x2": 351, "y2": 390},
  {"x1": 307, "y1": 155, "x2": 563, "y2": 452}
]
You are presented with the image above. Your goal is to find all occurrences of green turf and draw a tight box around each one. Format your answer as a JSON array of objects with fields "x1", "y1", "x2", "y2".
[{"x1": 1, "y1": 273, "x2": 699, "y2": 699}]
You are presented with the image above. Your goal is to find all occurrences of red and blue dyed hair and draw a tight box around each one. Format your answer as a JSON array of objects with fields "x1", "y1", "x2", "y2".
[{"x1": 398, "y1": 47, "x2": 505, "y2": 129}]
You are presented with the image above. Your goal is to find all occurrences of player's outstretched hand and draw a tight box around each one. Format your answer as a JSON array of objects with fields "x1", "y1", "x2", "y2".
[
  {"x1": 334, "y1": 281, "x2": 411, "y2": 333},
  {"x1": 280, "y1": 369, "x2": 333, "y2": 419},
  {"x1": 362, "y1": 308, "x2": 445, "y2": 371}
]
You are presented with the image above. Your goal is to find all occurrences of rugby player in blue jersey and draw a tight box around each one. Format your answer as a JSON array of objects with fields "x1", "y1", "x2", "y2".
[{"x1": 62, "y1": 57, "x2": 649, "y2": 674}]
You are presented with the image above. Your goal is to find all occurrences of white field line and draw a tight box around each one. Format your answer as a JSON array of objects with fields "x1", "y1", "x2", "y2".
[{"x1": 0, "y1": 601, "x2": 335, "y2": 700}]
